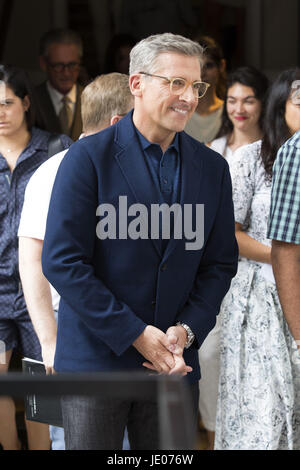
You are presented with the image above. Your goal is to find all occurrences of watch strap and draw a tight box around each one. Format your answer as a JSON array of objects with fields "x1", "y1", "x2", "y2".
[{"x1": 176, "y1": 322, "x2": 195, "y2": 349}]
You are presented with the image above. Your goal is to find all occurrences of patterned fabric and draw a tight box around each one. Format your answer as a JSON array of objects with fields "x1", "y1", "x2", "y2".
[
  {"x1": 209, "y1": 135, "x2": 251, "y2": 167},
  {"x1": 215, "y1": 140, "x2": 300, "y2": 450},
  {"x1": 0, "y1": 127, "x2": 72, "y2": 357},
  {"x1": 197, "y1": 136, "x2": 249, "y2": 433},
  {"x1": 267, "y1": 130, "x2": 300, "y2": 243},
  {"x1": 0, "y1": 127, "x2": 71, "y2": 281}
]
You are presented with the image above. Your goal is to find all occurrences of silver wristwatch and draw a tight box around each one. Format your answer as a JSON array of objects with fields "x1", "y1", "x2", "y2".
[{"x1": 176, "y1": 322, "x2": 195, "y2": 349}]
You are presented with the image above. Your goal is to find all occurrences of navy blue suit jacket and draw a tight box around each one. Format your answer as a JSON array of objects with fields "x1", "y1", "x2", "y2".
[{"x1": 42, "y1": 111, "x2": 238, "y2": 383}]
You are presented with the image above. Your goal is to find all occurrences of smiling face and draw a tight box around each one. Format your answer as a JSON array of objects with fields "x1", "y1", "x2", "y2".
[
  {"x1": 131, "y1": 52, "x2": 200, "y2": 148},
  {"x1": 0, "y1": 85, "x2": 29, "y2": 136},
  {"x1": 226, "y1": 83, "x2": 262, "y2": 132}
]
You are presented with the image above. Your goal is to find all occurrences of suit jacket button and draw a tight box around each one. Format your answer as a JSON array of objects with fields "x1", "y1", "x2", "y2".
[
  {"x1": 151, "y1": 300, "x2": 156, "y2": 306},
  {"x1": 160, "y1": 263, "x2": 167, "y2": 271}
]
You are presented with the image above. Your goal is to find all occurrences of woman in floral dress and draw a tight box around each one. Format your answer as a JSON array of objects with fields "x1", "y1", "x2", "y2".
[
  {"x1": 215, "y1": 68, "x2": 300, "y2": 450},
  {"x1": 198, "y1": 66, "x2": 269, "y2": 449}
]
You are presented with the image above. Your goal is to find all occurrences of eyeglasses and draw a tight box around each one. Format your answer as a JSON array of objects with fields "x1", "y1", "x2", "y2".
[
  {"x1": 139, "y1": 72, "x2": 210, "y2": 99},
  {"x1": 47, "y1": 62, "x2": 80, "y2": 73}
]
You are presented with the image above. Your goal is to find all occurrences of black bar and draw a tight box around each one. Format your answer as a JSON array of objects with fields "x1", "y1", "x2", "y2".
[
  {"x1": 0, "y1": 371, "x2": 167, "y2": 397},
  {"x1": 0, "y1": 372, "x2": 194, "y2": 449}
]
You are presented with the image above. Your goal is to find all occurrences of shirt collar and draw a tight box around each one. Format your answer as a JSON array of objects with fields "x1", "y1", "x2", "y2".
[
  {"x1": 135, "y1": 126, "x2": 179, "y2": 154},
  {"x1": 46, "y1": 81, "x2": 77, "y2": 105}
]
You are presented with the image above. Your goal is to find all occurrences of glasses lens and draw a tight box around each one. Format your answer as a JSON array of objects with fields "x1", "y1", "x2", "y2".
[
  {"x1": 52, "y1": 64, "x2": 63, "y2": 73},
  {"x1": 67, "y1": 63, "x2": 80, "y2": 72},
  {"x1": 169, "y1": 78, "x2": 209, "y2": 98},
  {"x1": 194, "y1": 82, "x2": 208, "y2": 98},
  {"x1": 51, "y1": 63, "x2": 80, "y2": 73},
  {"x1": 170, "y1": 78, "x2": 186, "y2": 95}
]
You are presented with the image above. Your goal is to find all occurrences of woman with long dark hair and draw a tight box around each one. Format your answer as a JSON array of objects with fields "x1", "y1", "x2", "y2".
[
  {"x1": 260, "y1": 68, "x2": 300, "y2": 176},
  {"x1": 0, "y1": 65, "x2": 71, "y2": 449},
  {"x1": 211, "y1": 65, "x2": 269, "y2": 159},
  {"x1": 198, "y1": 65, "x2": 269, "y2": 450},
  {"x1": 215, "y1": 68, "x2": 300, "y2": 450}
]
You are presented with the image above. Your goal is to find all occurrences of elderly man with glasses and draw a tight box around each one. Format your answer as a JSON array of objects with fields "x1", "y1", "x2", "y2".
[
  {"x1": 42, "y1": 33, "x2": 238, "y2": 450},
  {"x1": 35, "y1": 28, "x2": 83, "y2": 140}
]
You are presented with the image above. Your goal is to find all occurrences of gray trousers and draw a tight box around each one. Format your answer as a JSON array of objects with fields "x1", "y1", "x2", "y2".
[{"x1": 61, "y1": 383, "x2": 199, "y2": 450}]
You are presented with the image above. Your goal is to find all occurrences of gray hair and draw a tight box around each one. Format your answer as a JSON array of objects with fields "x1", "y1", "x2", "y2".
[
  {"x1": 39, "y1": 28, "x2": 83, "y2": 58},
  {"x1": 129, "y1": 33, "x2": 204, "y2": 75}
]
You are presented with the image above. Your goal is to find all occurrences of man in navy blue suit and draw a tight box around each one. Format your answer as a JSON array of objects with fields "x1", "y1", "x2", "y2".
[{"x1": 42, "y1": 33, "x2": 238, "y2": 450}]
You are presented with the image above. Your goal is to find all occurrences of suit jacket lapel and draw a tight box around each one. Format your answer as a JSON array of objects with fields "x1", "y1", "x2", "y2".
[
  {"x1": 114, "y1": 113, "x2": 162, "y2": 257},
  {"x1": 36, "y1": 82, "x2": 61, "y2": 133},
  {"x1": 162, "y1": 132, "x2": 203, "y2": 261},
  {"x1": 113, "y1": 116, "x2": 203, "y2": 259},
  {"x1": 36, "y1": 82, "x2": 82, "y2": 140}
]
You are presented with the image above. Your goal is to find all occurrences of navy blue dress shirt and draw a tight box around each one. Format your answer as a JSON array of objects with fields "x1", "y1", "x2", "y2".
[
  {"x1": 136, "y1": 128, "x2": 181, "y2": 206},
  {"x1": 135, "y1": 128, "x2": 181, "y2": 254}
]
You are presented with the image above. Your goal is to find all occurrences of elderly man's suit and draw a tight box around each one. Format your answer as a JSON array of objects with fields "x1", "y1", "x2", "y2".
[{"x1": 34, "y1": 82, "x2": 83, "y2": 141}]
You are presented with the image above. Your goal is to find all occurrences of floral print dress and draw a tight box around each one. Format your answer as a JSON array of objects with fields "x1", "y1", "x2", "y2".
[{"x1": 214, "y1": 140, "x2": 300, "y2": 450}]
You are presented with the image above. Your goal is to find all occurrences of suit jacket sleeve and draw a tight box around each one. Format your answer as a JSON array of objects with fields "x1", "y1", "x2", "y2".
[
  {"x1": 42, "y1": 141, "x2": 147, "y2": 356},
  {"x1": 176, "y1": 160, "x2": 238, "y2": 348}
]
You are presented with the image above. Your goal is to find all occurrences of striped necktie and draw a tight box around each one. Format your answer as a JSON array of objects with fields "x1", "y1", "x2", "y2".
[{"x1": 58, "y1": 95, "x2": 73, "y2": 135}]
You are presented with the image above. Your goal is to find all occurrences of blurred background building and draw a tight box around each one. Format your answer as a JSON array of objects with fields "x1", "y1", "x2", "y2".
[{"x1": 0, "y1": 0, "x2": 298, "y2": 85}]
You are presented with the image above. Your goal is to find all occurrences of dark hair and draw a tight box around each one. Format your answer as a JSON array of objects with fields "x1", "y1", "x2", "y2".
[
  {"x1": 39, "y1": 28, "x2": 83, "y2": 58},
  {"x1": 217, "y1": 66, "x2": 269, "y2": 138},
  {"x1": 0, "y1": 64, "x2": 35, "y2": 130},
  {"x1": 104, "y1": 34, "x2": 136, "y2": 74},
  {"x1": 261, "y1": 68, "x2": 300, "y2": 178},
  {"x1": 193, "y1": 34, "x2": 226, "y2": 99}
]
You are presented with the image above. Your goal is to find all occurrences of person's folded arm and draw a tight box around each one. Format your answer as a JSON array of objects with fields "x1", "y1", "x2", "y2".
[
  {"x1": 235, "y1": 222, "x2": 271, "y2": 264},
  {"x1": 19, "y1": 236, "x2": 57, "y2": 373}
]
